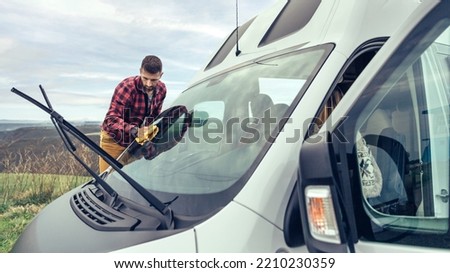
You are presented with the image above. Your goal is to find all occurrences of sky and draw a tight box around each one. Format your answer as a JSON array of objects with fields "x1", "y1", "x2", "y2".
[{"x1": 0, "y1": 0, "x2": 277, "y2": 121}]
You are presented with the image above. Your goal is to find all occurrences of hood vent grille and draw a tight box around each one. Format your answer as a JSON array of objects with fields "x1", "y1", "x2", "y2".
[{"x1": 70, "y1": 188, "x2": 139, "y2": 231}]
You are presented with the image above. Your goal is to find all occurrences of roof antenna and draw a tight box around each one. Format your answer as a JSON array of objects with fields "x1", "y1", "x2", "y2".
[{"x1": 235, "y1": 0, "x2": 241, "y2": 56}]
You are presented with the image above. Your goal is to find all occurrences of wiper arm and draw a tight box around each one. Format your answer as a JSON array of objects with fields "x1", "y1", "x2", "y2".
[
  {"x1": 37, "y1": 85, "x2": 118, "y2": 203},
  {"x1": 11, "y1": 86, "x2": 173, "y2": 227},
  {"x1": 11, "y1": 86, "x2": 123, "y2": 169}
]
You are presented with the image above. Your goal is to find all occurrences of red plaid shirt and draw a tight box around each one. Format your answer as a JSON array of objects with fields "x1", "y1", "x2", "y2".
[{"x1": 101, "y1": 76, "x2": 167, "y2": 146}]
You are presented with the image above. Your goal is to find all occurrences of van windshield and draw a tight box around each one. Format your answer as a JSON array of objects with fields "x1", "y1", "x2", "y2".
[{"x1": 104, "y1": 44, "x2": 333, "y2": 216}]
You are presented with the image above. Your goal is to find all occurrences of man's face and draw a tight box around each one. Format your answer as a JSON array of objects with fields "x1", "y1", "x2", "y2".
[{"x1": 140, "y1": 68, "x2": 163, "y2": 92}]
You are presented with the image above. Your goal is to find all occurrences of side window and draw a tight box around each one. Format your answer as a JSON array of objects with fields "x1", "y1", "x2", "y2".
[
  {"x1": 355, "y1": 26, "x2": 450, "y2": 247},
  {"x1": 312, "y1": 48, "x2": 379, "y2": 134}
]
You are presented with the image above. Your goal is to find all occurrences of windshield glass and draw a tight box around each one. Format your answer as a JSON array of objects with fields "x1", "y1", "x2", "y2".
[{"x1": 105, "y1": 44, "x2": 333, "y2": 216}]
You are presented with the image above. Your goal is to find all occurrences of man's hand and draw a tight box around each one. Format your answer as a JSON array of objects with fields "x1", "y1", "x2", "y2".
[{"x1": 135, "y1": 125, "x2": 159, "y2": 144}]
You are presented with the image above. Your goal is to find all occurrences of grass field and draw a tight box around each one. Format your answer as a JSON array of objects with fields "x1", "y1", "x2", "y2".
[{"x1": 0, "y1": 173, "x2": 88, "y2": 252}]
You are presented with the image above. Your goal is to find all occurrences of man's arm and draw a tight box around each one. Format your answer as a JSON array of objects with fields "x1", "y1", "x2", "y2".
[{"x1": 103, "y1": 83, "x2": 136, "y2": 143}]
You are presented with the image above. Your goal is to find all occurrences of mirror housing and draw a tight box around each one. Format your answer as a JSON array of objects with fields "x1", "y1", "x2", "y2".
[{"x1": 297, "y1": 131, "x2": 351, "y2": 252}]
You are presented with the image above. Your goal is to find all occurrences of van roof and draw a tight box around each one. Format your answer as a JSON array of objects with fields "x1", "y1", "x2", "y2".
[{"x1": 188, "y1": 0, "x2": 422, "y2": 86}]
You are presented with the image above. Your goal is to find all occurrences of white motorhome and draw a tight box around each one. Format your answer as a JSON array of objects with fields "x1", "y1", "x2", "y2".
[{"x1": 11, "y1": 0, "x2": 449, "y2": 252}]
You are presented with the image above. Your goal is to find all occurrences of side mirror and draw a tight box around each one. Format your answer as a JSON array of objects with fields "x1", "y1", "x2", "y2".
[{"x1": 297, "y1": 131, "x2": 354, "y2": 252}]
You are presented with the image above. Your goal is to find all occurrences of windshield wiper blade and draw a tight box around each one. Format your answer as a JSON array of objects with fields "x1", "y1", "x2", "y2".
[
  {"x1": 37, "y1": 85, "x2": 118, "y2": 203},
  {"x1": 11, "y1": 86, "x2": 122, "y2": 169},
  {"x1": 11, "y1": 86, "x2": 173, "y2": 226}
]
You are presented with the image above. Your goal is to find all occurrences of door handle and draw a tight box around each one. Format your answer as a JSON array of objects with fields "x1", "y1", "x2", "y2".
[{"x1": 436, "y1": 189, "x2": 449, "y2": 203}]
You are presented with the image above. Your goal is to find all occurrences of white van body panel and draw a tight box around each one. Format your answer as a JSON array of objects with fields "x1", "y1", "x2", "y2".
[
  {"x1": 115, "y1": 229, "x2": 197, "y2": 253},
  {"x1": 195, "y1": 202, "x2": 299, "y2": 252}
]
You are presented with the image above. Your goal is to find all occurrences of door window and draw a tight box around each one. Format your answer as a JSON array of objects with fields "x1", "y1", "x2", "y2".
[{"x1": 353, "y1": 25, "x2": 450, "y2": 247}]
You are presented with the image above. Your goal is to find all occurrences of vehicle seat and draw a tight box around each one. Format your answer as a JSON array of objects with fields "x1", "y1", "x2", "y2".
[
  {"x1": 363, "y1": 109, "x2": 415, "y2": 215},
  {"x1": 250, "y1": 93, "x2": 274, "y2": 119},
  {"x1": 270, "y1": 103, "x2": 289, "y2": 119}
]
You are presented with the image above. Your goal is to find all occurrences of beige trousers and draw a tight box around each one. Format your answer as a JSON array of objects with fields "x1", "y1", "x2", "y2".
[{"x1": 99, "y1": 130, "x2": 126, "y2": 173}]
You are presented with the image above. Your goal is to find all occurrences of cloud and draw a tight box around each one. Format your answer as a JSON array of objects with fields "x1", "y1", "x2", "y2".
[
  {"x1": 21, "y1": 0, "x2": 125, "y2": 24},
  {"x1": 0, "y1": 0, "x2": 277, "y2": 121},
  {"x1": 59, "y1": 72, "x2": 123, "y2": 82},
  {"x1": 0, "y1": 38, "x2": 14, "y2": 54},
  {"x1": 47, "y1": 90, "x2": 110, "y2": 105}
]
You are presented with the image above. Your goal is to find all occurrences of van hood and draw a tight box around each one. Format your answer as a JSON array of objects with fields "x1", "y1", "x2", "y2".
[{"x1": 11, "y1": 187, "x2": 184, "y2": 253}]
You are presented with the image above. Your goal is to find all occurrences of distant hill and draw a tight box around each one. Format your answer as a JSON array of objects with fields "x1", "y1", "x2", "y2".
[
  {"x1": 0, "y1": 121, "x2": 50, "y2": 132},
  {"x1": 0, "y1": 122, "x2": 101, "y2": 174},
  {"x1": 0, "y1": 120, "x2": 101, "y2": 132},
  {"x1": 0, "y1": 123, "x2": 100, "y2": 140}
]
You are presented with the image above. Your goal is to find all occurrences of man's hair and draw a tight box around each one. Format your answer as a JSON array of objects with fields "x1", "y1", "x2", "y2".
[{"x1": 141, "y1": 55, "x2": 162, "y2": 74}]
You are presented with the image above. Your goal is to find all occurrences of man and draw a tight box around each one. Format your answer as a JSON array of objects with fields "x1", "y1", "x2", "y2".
[{"x1": 99, "y1": 55, "x2": 166, "y2": 172}]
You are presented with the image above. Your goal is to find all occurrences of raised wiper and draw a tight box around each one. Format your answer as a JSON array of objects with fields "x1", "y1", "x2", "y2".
[
  {"x1": 11, "y1": 86, "x2": 173, "y2": 228},
  {"x1": 39, "y1": 85, "x2": 118, "y2": 204}
]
